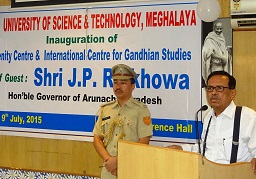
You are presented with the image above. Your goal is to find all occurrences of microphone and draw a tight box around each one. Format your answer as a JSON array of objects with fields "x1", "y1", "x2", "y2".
[
  {"x1": 195, "y1": 105, "x2": 208, "y2": 155},
  {"x1": 199, "y1": 105, "x2": 208, "y2": 112}
]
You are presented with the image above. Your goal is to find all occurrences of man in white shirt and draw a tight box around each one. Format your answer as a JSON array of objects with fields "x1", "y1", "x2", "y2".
[{"x1": 169, "y1": 71, "x2": 256, "y2": 175}]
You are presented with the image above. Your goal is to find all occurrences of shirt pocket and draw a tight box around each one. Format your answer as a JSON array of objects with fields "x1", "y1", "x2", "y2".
[
  {"x1": 222, "y1": 135, "x2": 233, "y2": 160},
  {"x1": 122, "y1": 117, "x2": 137, "y2": 140}
]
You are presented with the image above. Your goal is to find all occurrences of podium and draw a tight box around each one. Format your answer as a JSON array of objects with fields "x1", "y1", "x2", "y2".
[{"x1": 118, "y1": 140, "x2": 255, "y2": 179}]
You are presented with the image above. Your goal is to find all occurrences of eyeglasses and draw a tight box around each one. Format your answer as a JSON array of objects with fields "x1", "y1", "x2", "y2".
[{"x1": 205, "y1": 86, "x2": 229, "y2": 92}]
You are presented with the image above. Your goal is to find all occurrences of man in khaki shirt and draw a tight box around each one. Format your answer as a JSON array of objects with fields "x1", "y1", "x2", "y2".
[{"x1": 93, "y1": 64, "x2": 153, "y2": 179}]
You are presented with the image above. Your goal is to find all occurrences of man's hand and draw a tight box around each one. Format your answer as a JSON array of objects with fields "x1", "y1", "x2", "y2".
[
  {"x1": 250, "y1": 158, "x2": 256, "y2": 175},
  {"x1": 166, "y1": 145, "x2": 183, "y2": 150},
  {"x1": 104, "y1": 156, "x2": 118, "y2": 176}
]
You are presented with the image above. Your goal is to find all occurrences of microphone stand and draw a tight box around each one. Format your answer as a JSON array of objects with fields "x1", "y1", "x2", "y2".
[
  {"x1": 195, "y1": 109, "x2": 202, "y2": 155},
  {"x1": 195, "y1": 105, "x2": 208, "y2": 155}
]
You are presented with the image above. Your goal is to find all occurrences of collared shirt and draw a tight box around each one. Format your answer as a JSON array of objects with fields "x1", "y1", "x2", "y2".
[
  {"x1": 93, "y1": 97, "x2": 153, "y2": 179},
  {"x1": 182, "y1": 101, "x2": 256, "y2": 164}
]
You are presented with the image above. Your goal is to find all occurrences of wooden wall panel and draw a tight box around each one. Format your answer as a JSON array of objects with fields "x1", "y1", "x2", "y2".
[
  {"x1": 0, "y1": 0, "x2": 10, "y2": 6},
  {"x1": 233, "y1": 31, "x2": 256, "y2": 110},
  {"x1": 0, "y1": 136, "x2": 102, "y2": 177},
  {"x1": 219, "y1": 0, "x2": 230, "y2": 18}
]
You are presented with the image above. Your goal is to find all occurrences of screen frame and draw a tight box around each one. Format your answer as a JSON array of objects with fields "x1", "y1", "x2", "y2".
[{"x1": 11, "y1": 0, "x2": 116, "y2": 8}]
